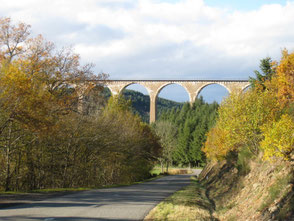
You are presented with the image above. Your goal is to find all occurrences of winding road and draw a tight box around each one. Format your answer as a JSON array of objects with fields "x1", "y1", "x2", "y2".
[{"x1": 0, "y1": 170, "x2": 201, "y2": 221}]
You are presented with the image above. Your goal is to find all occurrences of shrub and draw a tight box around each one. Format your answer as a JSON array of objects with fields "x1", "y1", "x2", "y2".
[{"x1": 260, "y1": 114, "x2": 294, "y2": 161}]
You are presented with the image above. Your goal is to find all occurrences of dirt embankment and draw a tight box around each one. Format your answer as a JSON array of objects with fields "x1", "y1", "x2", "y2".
[{"x1": 199, "y1": 155, "x2": 294, "y2": 221}]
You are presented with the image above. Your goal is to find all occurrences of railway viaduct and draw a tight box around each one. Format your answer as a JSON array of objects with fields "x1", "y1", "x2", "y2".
[{"x1": 100, "y1": 80, "x2": 250, "y2": 123}]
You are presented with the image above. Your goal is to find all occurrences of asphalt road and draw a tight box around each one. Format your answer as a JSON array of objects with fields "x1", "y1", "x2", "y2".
[{"x1": 0, "y1": 169, "x2": 201, "y2": 221}]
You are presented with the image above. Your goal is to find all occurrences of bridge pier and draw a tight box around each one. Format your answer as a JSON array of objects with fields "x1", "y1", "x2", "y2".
[{"x1": 149, "y1": 93, "x2": 157, "y2": 123}]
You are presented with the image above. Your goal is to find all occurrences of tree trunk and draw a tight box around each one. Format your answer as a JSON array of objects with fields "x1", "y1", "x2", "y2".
[
  {"x1": 5, "y1": 152, "x2": 11, "y2": 191},
  {"x1": 166, "y1": 161, "x2": 169, "y2": 173},
  {"x1": 5, "y1": 122, "x2": 13, "y2": 191},
  {"x1": 160, "y1": 160, "x2": 164, "y2": 173}
]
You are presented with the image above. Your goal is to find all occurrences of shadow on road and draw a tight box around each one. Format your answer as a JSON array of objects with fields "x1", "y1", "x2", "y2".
[
  {"x1": 0, "y1": 174, "x2": 197, "y2": 221},
  {"x1": 0, "y1": 216, "x2": 139, "y2": 221}
]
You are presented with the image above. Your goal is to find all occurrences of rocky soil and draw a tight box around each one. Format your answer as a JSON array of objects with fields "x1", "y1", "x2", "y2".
[{"x1": 199, "y1": 154, "x2": 294, "y2": 221}]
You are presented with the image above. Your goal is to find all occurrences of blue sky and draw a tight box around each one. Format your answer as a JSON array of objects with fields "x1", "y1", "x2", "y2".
[
  {"x1": 160, "y1": 0, "x2": 288, "y2": 10},
  {"x1": 205, "y1": 0, "x2": 288, "y2": 10},
  {"x1": 1, "y1": 0, "x2": 294, "y2": 103}
]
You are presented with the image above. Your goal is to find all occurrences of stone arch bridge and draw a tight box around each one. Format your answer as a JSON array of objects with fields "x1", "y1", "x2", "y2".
[{"x1": 97, "y1": 80, "x2": 250, "y2": 123}]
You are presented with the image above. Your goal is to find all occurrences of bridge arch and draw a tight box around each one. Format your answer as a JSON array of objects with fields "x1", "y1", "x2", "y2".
[
  {"x1": 154, "y1": 83, "x2": 190, "y2": 120},
  {"x1": 119, "y1": 82, "x2": 150, "y2": 96},
  {"x1": 195, "y1": 83, "x2": 230, "y2": 103},
  {"x1": 119, "y1": 83, "x2": 151, "y2": 122},
  {"x1": 155, "y1": 82, "x2": 191, "y2": 103},
  {"x1": 196, "y1": 83, "x2": 230, "y2": 97},
  {"x1": 103, "y1": 84, "x2": 114, "y2": 96},
  {"x1": 105, "y1": 81, "x2": 152, "y2": 97},
  {"x1": 241, "y1": 83, "x2": 251, "y2": 92}
]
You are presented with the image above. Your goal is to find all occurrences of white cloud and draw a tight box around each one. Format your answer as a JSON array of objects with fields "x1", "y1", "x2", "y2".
[{"x1": 1, "y1": 0, "x2": 294, "y2": 81}]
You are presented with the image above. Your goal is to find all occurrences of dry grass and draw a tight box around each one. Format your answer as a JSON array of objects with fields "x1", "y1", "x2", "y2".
[
  {"x1": 144, "y1": 178, "x2": 215, "y2": 221},
  {"x1": 166, "y1": 169, "x2": 193, "y2": 175},
  {"x1": 151, "y1": 167, "x2": 194, "y2": 176}
]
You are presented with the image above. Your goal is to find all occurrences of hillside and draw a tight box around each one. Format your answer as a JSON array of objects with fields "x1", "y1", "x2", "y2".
[
  {"x1": 101, "y1": 89, "x2": 183, "y2": 122},
  {"x1": 198, "y1": 154, "x2": 294, "y2": 220},
  {"x1": 145, "y1": 154, "x2": 294, "y2": 221},
  {"x1": 122, "y1": 89, "x2": 184, "y2": 122}
]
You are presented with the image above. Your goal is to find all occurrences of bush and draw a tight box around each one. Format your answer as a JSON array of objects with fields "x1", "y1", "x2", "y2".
[
  {"x1": 236, "y1": 147, "x2": 254, "y2": 175},
  {"x1": 260, "y1": 114, "x2": 294, "y2": 161}
]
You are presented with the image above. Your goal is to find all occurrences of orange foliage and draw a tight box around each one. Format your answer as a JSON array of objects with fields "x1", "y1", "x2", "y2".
[{"x1": 275, "y1": 49, "x2": 294, "y2": 108}]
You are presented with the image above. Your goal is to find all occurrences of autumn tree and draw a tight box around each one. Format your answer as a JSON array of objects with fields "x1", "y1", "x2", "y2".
[
  {"x1": 204, "y1": 49, "x2": 294, "y2": 162},
  {"x1": 203, "y1": 88, "x2": 279, "y2": 161},
  {"x1": 153, "y1": 121, "x2": 177, "y2": 172},
  {"x1": 259, "y1": 49, "x2": 294, "y2": 161},
  {"x1": 275, "y1": 49, "x2": 294, "y2": 108},
  {"x1": 260, "y1": 114, "x2": 294, "y2": 161},
  {"x1": 0, "y1": 17, "x2": 30, "y2": 62},
  {"x1": 0, "y1": 17, "x2": 108, "y2": 191},
  {"x1": 99, "y1": 96, "x2": 161, "y2": 183}
]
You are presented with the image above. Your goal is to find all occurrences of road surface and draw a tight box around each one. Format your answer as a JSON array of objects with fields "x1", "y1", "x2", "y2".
[{"x1": 0, "y1": 170, "x2": 201, "y2": 221}]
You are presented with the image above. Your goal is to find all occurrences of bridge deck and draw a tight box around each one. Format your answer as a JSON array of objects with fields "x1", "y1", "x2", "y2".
[{"x1": 89, "y1": 79, "x2": 249, "y2": 82}]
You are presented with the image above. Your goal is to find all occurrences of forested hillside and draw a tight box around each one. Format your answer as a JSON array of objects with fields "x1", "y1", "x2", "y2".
[
  {"x1": 102, "y1": 88, "x2": 184, "y2": 122},
  {"x1": 124, "y1": 89, "x2": 184, "y2": 122}
]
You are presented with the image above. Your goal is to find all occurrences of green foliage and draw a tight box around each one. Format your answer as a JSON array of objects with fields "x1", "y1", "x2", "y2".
[
  {"x1": 249, "y1": 57, "x2": 275, "y2": 90},
  {"x1": 236, "y1": 147, "x2": 254, "y2": 175},
  {"x1": 156, "y1": 97, "x2": 219, "y2": 167},
  {"x1": 122, "y1": 89, "x2": 183, "y2": 122},
  {"x1": 152, "y1": 121, "x2": 177, "y2": 171},
  {"x1": 102, "y1": 88, "x2": 184, "y2": 123}
]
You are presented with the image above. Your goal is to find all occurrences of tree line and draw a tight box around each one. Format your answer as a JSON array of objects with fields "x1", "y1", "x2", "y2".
[
  {"x1": 0, "y1": 18, "x2": 161, "y2": 191},
  {"x1": 152, "y1": 97, "x2": 219, "y2": 171}
]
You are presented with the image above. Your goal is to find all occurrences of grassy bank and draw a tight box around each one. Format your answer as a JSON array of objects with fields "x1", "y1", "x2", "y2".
[{"x1": 145, "y1": 176, "x2": 216, "y2": 221}]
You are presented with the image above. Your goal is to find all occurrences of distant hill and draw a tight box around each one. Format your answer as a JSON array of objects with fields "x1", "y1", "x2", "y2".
[
  {"x1": 99, "y1": 88, "x2": 184, "y2": 122},
  {"x1": 86, "y1": 88, "x2": 184, "y2": 122},
  {"x1": 122, "y1": 89, "x2": 184, "y2": 122}
]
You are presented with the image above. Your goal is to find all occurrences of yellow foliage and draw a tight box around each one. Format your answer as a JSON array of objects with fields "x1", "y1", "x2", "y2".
[
  {"x1": 275, "y1": 49, "x2": 294, "y2": 108},
  {"x1": 260, "y1": 114, "x2": 294, "y2": 161},
  {"x1": 204, "y1": 49, "x2": 294, "y2": 162},
  {"x1": 0, "y1": 60, "x2": 55, "y2": 131},
  {"x1": 203, "y1": 127, "x2": 231, "y2": 161},
  {"x1": 203, "y1": 88, "x2": 279, "y2": 160}
]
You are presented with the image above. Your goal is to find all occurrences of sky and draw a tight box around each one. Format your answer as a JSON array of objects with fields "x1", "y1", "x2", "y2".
[{"x1": 1, "y1": 0, "x2": 294, "y2": 103}]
